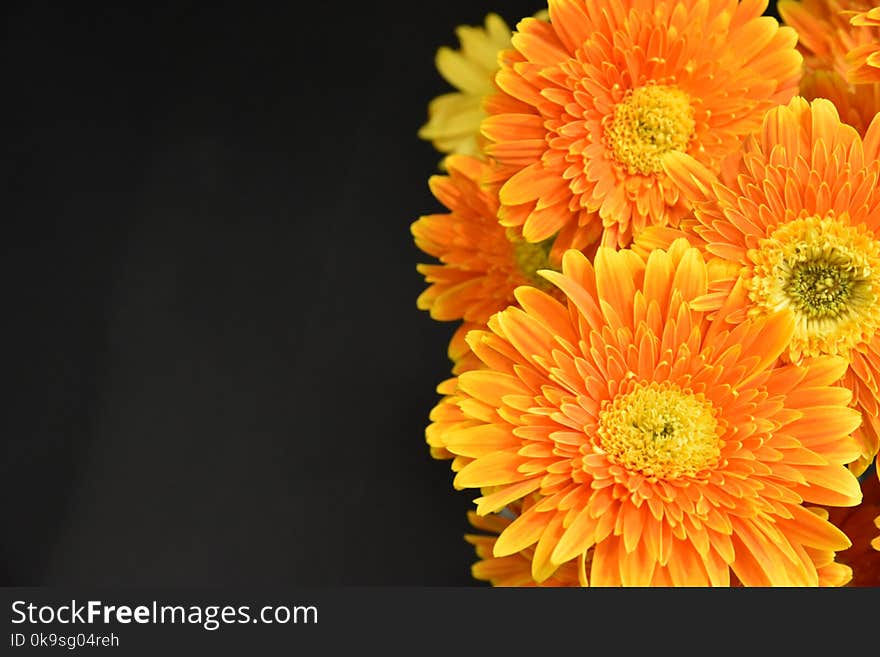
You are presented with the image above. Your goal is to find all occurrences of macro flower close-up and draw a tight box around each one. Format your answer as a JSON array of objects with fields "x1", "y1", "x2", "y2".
[
  {"x1": 663, "y1": 96, "x2": 880, "y2": 474},
  {"x1": 428, "y1": 241, "x2": 862, "y2": 585},
  {"x1": 481, "y1": 0, "x2": 803, "y2": 250},
  {"x1": 412, "y1": 0, "x2": 880, "y2": 588}
]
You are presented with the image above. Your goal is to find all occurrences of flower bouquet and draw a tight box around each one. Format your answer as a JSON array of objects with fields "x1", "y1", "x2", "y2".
[{"x1": 412, "y1": 0, "x2": 880, "y2": 586}]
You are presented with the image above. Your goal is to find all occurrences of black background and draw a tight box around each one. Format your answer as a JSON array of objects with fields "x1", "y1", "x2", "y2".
[{"x1": 2, "y1": 0, "x2": 781, "y2": 586}]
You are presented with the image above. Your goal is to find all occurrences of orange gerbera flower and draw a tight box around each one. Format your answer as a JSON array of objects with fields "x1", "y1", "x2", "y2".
[
  {"x1": 663, "y1": 97, "x2": 880, "y2": 474},
  {"x1": 413, "y1": 154, "x2": 565, "y2": 374},
  {"x1": 429, "y1": 239, "x2": 862, "y2": 586},
  {"x1": 481, "y1": 0, "x2": 802, "y2": 249},
  {"x1": 778, "y1": 0, "x2": 880, "y2": 133},
  {"x1": 466, "y1": 498, "x2": 585, "y2": 586}
]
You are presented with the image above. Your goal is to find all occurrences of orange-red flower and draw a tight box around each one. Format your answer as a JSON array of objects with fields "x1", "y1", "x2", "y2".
[
  {"x1": 480, "y1": 0, "x2": 802, "y2": 249},
  {"x1": 663, "y1": 97, "x2": 880, "y2": 474},
  {"x1": 429, "y1": 239, "x2": 862, "y2": 585},
  {"x1": 413, "y1": 154, "x2": 565, "y2": 374}
]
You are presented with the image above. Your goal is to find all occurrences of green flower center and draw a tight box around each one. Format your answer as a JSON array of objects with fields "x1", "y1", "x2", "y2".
[
  {"x1": 748, "y1": 213, "x2": 880, "y2": 357},
  {"x1": 786, "y1": 261, "x2": 861, "y2": 318}
]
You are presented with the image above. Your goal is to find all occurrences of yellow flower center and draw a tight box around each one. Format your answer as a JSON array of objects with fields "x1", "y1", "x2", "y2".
[
  {"x1": 510, "y1": 231, "x2": 557, "y2": 292},
  {"x1": 748, "y1": 214, "x2": 880, "y2": 358},
  {"x1": 605, "y1": 84, "x2": 695, "y2": 175},
  {"x1": 596, "y1": 382, "x2": 720, "y2": 479}
]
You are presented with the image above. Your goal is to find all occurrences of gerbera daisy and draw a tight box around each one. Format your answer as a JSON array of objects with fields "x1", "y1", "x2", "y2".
[
  {"x1": 418, "y1": 13, "x2": 515, "y2": 159},
  {"x1": 847, "y1": 7, "x2": 880, "y2": 83},
  {"x1": 413, "y1": 154, "x2": 569, "y2": 374},
  {"x1": 481, "y1": 0, "x2": 802, "y2": 249},
  {"x1": 778, "y1": 0, "x2": 880, "y2": 133},
  {"x1": 466, "y1": 498, "x2": 585, "y2": 586},
  {"x1": 429, "y1": 239, "x2": 863, "y2": 585},
  {"x1": 662, "y1": 96, "x2": 880, "y2": 474}
]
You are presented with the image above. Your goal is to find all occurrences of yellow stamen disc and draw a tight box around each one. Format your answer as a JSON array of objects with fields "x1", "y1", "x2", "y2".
[
  {"x1": 597, "y1": 381, "x2": 720, "y2": 479},
  {"x1": 605, "y1": 84, "x2": 695, "y2": 175}
]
